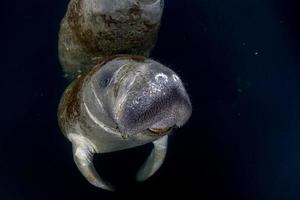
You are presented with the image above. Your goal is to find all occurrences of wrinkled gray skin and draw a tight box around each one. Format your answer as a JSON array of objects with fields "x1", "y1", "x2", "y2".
[{"x1": 58, "y1": 0, "x2": 192, "y2": 191}]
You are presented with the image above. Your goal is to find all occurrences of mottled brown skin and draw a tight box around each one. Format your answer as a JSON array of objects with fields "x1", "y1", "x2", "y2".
[
  {"x1": 58, "y1": 0, "x2": 161, "y2": 79},
  {"x1": 57, "y1": 75, "x2": 83, "y2": 136}
]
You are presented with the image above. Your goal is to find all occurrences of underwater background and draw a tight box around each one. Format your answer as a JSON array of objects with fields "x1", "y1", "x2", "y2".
[{"x1": 1, "y1": 0, "x2": 300, "y2": 199}]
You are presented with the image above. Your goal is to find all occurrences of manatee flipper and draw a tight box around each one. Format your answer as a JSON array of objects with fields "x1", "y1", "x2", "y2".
[
  {"x1": 68, "y1": 134, "x2": 115, "y2": 191},
  {"x1": 136, "y1": 135, "x2": 168, "y2": 182}
]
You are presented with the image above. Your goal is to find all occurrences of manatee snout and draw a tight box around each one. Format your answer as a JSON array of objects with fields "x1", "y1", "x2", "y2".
[{"x1": 113, "y1": 61, "x2": 192, "y2": 135}]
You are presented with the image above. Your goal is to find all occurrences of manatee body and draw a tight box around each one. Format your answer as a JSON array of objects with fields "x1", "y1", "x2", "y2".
[{"x1": 58, "y1": 0, "x2": 192, "y2": 191}]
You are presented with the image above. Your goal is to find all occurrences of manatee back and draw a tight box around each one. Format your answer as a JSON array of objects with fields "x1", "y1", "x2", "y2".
[{"x1": 58, "y1": 0, "x2": 164, "y2": 79}]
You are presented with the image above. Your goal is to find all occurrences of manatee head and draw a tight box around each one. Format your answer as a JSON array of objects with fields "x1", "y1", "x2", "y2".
[{"x1": 90, "y1": 56, "x2": 192, "y2": 137}]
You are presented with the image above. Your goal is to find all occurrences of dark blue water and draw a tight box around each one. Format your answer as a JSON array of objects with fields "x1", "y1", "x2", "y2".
[{"x1": 1, "y1": 0, "x2": 300, "y2": 199}]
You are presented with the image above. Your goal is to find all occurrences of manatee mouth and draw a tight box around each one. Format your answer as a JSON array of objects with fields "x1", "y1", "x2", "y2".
[
  {"x1": 148, "y1": 127, "x2": 171, "y2": 133},
  {"x1": 144, "y1": 126, "x2": 173, "y2": 137}
]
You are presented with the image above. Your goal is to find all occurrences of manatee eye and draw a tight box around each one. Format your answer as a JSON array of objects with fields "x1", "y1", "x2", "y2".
[
  {"x1": 99, "y1": 73, "x2": 113, "y2": 88},
  {"x1": 104, "y1": 77, "x2": 111, "y2": 86}
]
